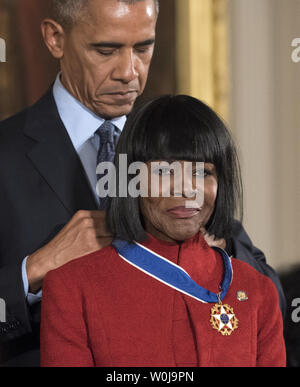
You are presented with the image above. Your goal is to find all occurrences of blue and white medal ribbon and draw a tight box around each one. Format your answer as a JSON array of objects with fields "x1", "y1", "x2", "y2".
[{"x1": 113, "y1": 239, "x2": 238, "y2": 335}]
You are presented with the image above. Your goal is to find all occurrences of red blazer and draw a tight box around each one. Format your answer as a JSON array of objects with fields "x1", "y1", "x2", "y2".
[{"x1": 40, "y1": 234, "x2": 286, "y2": 367}]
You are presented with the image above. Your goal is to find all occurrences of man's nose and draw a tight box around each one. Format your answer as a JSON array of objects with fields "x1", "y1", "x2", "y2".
[{"x1": 112, "y1": 51, "x2": 138, "y2": 83}]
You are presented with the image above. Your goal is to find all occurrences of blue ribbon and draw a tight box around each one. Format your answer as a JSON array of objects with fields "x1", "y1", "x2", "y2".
[{"x1": 113, "y1": 239, "x2": 233, "y2": 304}]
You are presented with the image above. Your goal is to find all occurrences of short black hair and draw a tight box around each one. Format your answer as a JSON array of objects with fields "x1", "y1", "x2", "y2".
[
  {"x1": 107, "y1": 95, "x2": 243, "y2": 243},
  {"x1": 50, "y1": 0, "x2": 159, "y2": 31}
]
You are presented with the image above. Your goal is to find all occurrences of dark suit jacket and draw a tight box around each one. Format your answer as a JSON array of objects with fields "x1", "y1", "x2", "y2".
[{"x1": 0, "y1": 89, "x2": 286, "y2": 366}]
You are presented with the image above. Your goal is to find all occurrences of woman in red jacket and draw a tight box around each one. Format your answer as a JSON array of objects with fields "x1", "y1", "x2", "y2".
[{"x1": 41, "y1": 95, "x2": 286, "y2": 367}]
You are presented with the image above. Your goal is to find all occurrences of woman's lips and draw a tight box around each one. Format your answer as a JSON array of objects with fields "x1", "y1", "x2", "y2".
[{"x1": 167, "y1": 206, "x2": 200, "y2": 219}]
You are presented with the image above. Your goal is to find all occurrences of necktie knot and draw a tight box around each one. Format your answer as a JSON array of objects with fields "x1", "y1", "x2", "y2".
[
  {"x1": 96, "y1": 121, "x2": 116, "y2": 145},
  {"x1": 96, "y1": 120, "x2": 120, "y2": 210}
]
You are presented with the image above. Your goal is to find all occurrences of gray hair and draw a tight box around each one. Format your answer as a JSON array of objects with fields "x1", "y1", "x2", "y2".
[{"x1": 50, "y1": 0, "x2": 159, "y2": 31}]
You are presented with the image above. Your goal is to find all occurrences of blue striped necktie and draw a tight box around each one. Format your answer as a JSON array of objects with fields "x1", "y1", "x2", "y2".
[{"x1": 96, "y1": 121, "x2": 120, "y2": 209}]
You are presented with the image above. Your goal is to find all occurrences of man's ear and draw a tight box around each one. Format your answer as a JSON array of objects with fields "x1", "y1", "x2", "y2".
[{"x1": 41, "y1": 19, "x2": 65, "y2": 59}]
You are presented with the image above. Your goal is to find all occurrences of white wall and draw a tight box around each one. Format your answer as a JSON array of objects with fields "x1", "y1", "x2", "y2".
[{"x1": 229, "y1": 0, "x2": 300, "y2": 271}]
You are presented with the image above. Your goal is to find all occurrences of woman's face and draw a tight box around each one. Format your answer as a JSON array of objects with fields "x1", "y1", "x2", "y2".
[{"x1": 139, "y1": 161, "x2": 218, "y2": 243}]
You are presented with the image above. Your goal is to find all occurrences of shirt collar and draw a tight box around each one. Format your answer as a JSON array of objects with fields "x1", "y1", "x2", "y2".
[{"x1": 52, "y1": 73, "x2": 126, "y2": 151}]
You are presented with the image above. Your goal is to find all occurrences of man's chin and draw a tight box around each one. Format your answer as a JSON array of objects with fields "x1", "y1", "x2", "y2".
[{"x1": 93, "y1": 102, "x2": 135, "y2": 119}]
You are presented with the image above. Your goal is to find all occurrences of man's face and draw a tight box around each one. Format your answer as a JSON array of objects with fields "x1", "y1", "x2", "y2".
[{"x1": 60, "y1": 0, "x2": 157, "y2": 118}]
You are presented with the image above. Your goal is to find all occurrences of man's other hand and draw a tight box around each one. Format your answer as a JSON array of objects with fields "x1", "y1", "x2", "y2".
[{"x1": 200, "y1": 227, "x2": 226, "y2": 251}]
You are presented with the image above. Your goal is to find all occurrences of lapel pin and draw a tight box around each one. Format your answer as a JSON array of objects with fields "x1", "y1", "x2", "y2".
[{"x1": 237, "y1": 290, "x2": 248, "y2": 302}]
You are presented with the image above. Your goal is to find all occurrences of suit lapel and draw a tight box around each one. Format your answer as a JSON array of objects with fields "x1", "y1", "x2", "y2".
[{"x1": 23, "y1": 88, "x2": 99, "y2": 215}]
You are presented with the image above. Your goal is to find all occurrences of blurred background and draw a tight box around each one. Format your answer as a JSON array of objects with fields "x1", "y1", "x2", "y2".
[{"x1": 0, "y1": 0, "x2": 299, "y2": 366}]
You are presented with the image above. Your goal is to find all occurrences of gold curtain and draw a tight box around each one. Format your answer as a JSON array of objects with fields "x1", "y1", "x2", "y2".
[{"x1": 175, "y1": 0, "x2": 229, "y2": 122}]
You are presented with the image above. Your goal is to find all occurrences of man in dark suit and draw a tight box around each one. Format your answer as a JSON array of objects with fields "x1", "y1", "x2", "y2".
[{"x1": 0, "y1": 0, "x2": 285, "y2": 366}]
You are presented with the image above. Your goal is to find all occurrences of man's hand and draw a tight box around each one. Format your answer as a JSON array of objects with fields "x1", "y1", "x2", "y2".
[
  {"x1": 26, "y1": 210, "x2": 112, "y2": 294},
  {"x1": 200, "y1": 227, "x2": 226, "y2": 250}
]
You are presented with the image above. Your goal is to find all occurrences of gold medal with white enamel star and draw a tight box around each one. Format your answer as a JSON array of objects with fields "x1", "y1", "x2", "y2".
[{"x1": 210, "y1": 303, "x2": 238, "y2": 336}]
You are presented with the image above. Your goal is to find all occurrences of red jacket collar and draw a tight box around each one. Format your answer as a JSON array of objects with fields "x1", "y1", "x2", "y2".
[{"x1": 140, "y1": 233, "x2": 221, "y2": 286}]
